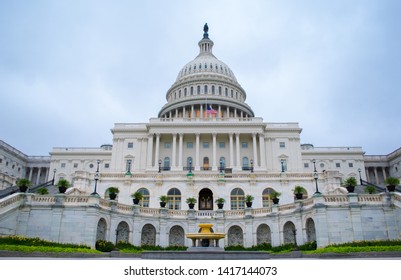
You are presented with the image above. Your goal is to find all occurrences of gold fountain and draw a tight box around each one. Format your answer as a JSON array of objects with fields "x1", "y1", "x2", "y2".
[{"x1": 186, "y1": 223, "x2": 226, "y2": 251}]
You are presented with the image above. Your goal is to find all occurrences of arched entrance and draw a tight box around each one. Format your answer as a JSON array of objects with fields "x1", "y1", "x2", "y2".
[
  {"x1": 283, "y1": 221, "x2": 296, "y2": 244},
  {"x1": 306, "y1": 218, "x2": 316, "y2": 242},
  {"x1": 116, "y1": 221, "x2": 130, "y2": 243},
  {"x1": 199, "y1": 188, "x2": 213, "y2": 210},
  {"x1": 96, "y1": 218, "x2": 107, "y2": 241}
]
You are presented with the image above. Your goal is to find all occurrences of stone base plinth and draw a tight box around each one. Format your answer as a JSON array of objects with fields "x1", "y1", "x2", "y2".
[{"x1": 141, "y1": 251, "x2": 270, "y2": 260}]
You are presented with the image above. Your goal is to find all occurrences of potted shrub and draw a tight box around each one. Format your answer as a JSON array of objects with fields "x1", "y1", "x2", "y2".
[
  {"x1": 16, "y1": 178, "x2": 32, "y2": 193},
  {"x1": 56, "y1": 179, "x2": 71, "y2": 193},
  {"x1": 159, "y1": 195, "x2": 168, "y2": 208},
  {"x1": 364, "y1": 185, "x2": 376, "y2": 194},
  {"x1": 36, "y1": 187, "x2": 49, "y2": 195},
  {"x1": 293, "y1": 185, "x2": 306, "y2": 200},
  {"x1": 215, "y1": 197, "x2": 225, "y2": 209},
  {"x1": 245, "y1": 194, "x2": 254, "y2": 208},
  {"x1": 131, "y1": 191, "x2": 143, "y2": 205},
  {"x1": 343, "y1": 177, "x2": 357, "y2": 193},
  {"x1": 107, "y1": 187, "x2": 119, "y2": 200},
  {"x1": 186, "y1": 197, "x2": 197, "y2": 209},
  {"x1": 384, "y1": 177, "x2": 400, "y2": 192},
  {"x1": 271, "y1": 191, "x2": 281, "y2": 205}
]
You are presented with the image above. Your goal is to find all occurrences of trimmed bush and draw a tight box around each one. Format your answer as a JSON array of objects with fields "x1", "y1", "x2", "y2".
[{"x1": 95, "y1": 240, "x2": 115, "y2": 252}]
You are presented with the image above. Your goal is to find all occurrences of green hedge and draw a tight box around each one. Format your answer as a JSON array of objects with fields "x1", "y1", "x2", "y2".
[{"x1": 0, "y1": 236, "x2": 90, "y2": 249}]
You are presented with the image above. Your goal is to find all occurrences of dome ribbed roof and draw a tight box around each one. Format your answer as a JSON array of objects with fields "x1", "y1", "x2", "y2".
[
  {"x1": 158, "y1": 24, "x2": 254, "y2": 119},
  {"x1": 176, "y1": 52, "x2": 238, "y2": 83}
]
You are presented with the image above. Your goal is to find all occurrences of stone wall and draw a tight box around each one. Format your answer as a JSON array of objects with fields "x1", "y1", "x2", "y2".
[{"x1": 1, "y1": 192, "x2": 400, "y2": 249}]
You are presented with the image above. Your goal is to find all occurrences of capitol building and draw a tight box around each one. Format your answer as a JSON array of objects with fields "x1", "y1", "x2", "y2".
[{"x1": 1, "y1": 25, "x2": 400, "y2": 249}]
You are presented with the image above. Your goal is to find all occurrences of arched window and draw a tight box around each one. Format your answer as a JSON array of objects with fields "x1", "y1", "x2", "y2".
[
  {"x1": 203, "y1": 157, "x2": 210, "y2": 170},
  {"x1": 212, "y1": 85, "x2": 215, "y2": 95},
  {"x1": 137, "y1": 188, "x2": 150, "y2": 207},
  {"x1": 230, "y1": 188, "x2": 245, "y2": 210},
  {"x1": 204, "y1": 85, "x2": 208, "y2": 94},
  {"x1": 242, "y1": 157, "x2": 249, "y2": 170},
  {"x1": 167, "y1": 188, "x2": 181, "y2": 210},
  {"x1": 164, "y1": 157, "x2": 170, "y2": 171},
  {"x1": 190, "y1": 86, "x2": 194, "y2": 95},
  {"x1": 262, "y1": 188, "x2": 276, "y2": 207},
  {"x1": 197, "y1": 85, "x2": 200, "y2": 95},
  {"x1": 184, "y1": 88, "x2": 187, "y2": 96}
]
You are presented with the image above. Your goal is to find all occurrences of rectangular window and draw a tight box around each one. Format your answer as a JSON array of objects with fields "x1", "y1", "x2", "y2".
[
  {"x1": 219, "y1": 142, "x2": 225, "y2": 148},
  {"x1": 187, "y1": 142, "x2": 193, "y2": 148},
  {"x1": 336, "y1": 163, "x2": 341, "y2": 168},
  {"x1": 127, "y1": 142, "x2": 134, "y2": 148},
  {"x1": 61, "y1": 163, "x2": 66, "y2": 168},
  {"x1": 165, "y1": 142, "x2": 171, "y2": 149},
  {"x1": 73, "y1": 163, "x2": 78, "y2": 168},
  {"x1": 279, "y1": 142, "x2": 286, "y2": 148},
  {"x1": 242, "y1": 142, "x2": 248, "y2": 148},
  {"x1": 348, "y1": 162, "x2": 354, "y2": 168},
  {"x1": 203, "y1": 142, "x2": 209, "y2": 148},
  {"x1": 304, "y1": 163, "x2": 309, "y2": 168},
  {"x1": 104, "y1": 163, "x2": 110, "y2": 168}
]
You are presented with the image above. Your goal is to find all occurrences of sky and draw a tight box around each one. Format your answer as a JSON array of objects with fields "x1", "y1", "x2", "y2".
[{"x1": 1, "y1": 0, "x2": 400, "y2": 156}]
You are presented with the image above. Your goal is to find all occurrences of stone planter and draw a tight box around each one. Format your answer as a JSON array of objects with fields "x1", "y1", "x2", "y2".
[
  {"x1": 295, "y1": 193, "x2": 303, "y2": 200},
  {"x1": 386, "y1": 185, "x2": 396, "y2": 192}
]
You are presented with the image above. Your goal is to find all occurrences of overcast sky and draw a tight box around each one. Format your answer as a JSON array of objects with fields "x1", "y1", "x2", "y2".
[{"x1": 1, "y1": 0, "x2": 400, "y2": 156}]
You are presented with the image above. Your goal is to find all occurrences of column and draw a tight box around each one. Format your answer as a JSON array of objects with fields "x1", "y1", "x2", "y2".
[
  {"x1": 172, "y1": 134, "x2": 177, "y2": 169},
  {"x1": 36, "y1": 168, "x2": 42, "y2": 185},
  {"x1": 178, "y1": 133, "x2": 183, "y2": 169},
  {"x1": 374, "y1": 168, "x2": 379, "y2": 185},
  {"x1": 44, "y1": 168, "x2": 49, "y2": 183},
  {"x1": 218, "y1": 105, "x2": 221, "y2": 119},
  {"x1": 226, "y1": 106, "x2": 229, "y2": 118},
  {"x1": 200, "y1": 105, "x2": 204, "y2": 119},
  {"x1": 195, "y1": 133, "x2": 200, "y2": 171},
  {"x1": 259, "y1": 134, "x2": 266, "y2": 169},
  {"x1": 183, "y1": 107, "x2": 186, "y2": 119},
  {"x1": 229, "y1": 133, "x2": 234, "y2": 168},
  {"x1": 382, "y1": 167, "x2": 387, "y2": 182},
  {"x1": 147, "y1": 134, "x2": 154, "y2": 169},
  {"x1": 191, "y1": 106, "x2": 194, "y2": 119},
  {"x1": 212, "y1": 133, "x2": 217, "y2": 171},
  {"x1": 235, "y1": 133, "x2": 240, "y2": 169},
  {"x1": 155, "y1": 133, "x2": 160, "y2": 168},
  {"x1": 252, "y1": 133, "x2": 258, "y2": 168},
  {"x1": 29, "y1": 168, "x2": 33, "y2": 181}
]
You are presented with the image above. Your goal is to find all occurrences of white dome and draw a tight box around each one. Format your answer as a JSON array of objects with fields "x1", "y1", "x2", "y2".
[{"x1": 176, "y1": 52, "x2": 238, "y2": 83}]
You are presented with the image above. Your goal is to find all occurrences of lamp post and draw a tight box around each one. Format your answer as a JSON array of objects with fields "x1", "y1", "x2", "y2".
[
  {"x1": 281, "y1": 160, "x2": 285, "y2": 173},
  {"x1": 358, "y1": 168, "x2": 362, "y2": 185},
  {"x1": 219, "y1": 160, "x2": 224, "y2": 174},
  {"x1": 125, "y1": 159, "x2": 132, "y2": 176},
  {"x1": 188, "y1": 159, "x2": 193, "y2": 174},
  {"x1": 158, "y1": 159, "x2": 162, "y2": 173},
  {"x1": 91, "y1": 160, "x2": 100, "y2": 196},
  {"x1": 52, "y1": 168, "x2": 57, "y2": 185},
  {"x1": 250, "y1": 159, "x2": 254, "y2": 173},
  {"x1": 312, "y1": 159, "x2": 320, "y2": 194}
]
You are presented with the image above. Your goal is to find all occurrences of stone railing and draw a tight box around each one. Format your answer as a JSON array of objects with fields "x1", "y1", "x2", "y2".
[{"x1": 1, "y1": 193, "x2": 400, "y2": 221}]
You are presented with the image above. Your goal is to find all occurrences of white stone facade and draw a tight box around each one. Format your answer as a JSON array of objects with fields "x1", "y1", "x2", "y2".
[{"x1": 1, "y1": 25, "x2": 400, "y2": 249}]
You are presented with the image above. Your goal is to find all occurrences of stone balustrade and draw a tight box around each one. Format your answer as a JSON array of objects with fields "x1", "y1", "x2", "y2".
[{"x1": 1, "y1": 192, "x2": 400, "y2": 220}]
